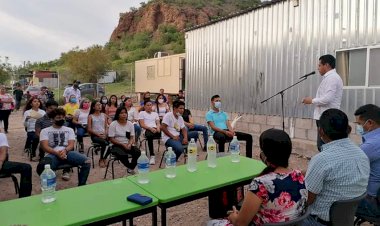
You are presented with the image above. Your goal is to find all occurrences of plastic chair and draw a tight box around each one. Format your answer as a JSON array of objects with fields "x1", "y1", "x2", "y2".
[
  {"x1": 87, "y1": 143, "x2": 102, "y2": 168},
  {"x1": 0, "y1": 173, "x2": 19, "y2": 194},
  {"x1": 103, "y1": 145, "x2": 132, "y2": 179},
  {"x1": 329, "y1": 192, "x2": 367, "y2": 226},
  {"x1": 263, "y1": 208, "x2": 311, "y2": 226}
]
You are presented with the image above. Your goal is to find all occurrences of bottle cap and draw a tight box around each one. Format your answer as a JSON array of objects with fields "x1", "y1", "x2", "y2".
[
  {"x1": 141, "y1": 151, "x2": 146, "y2": 155},
  {"x1": 168, "y1": 147, "x2": 172, "y2": 151},
  {"x1": 233, "y1": 136, "x2": 237, "y2": 139},
  {"x1": 191, "y1": 138, "x2": 195, "y2": 142},
  {"x1": 44, "y1": 164, "x2": 51, "y2": 169}
]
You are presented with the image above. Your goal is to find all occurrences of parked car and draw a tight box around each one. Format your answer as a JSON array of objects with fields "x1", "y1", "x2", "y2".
[
  {"x1": 78, "y1": 83, "x2": 105, "y2": 98},
  {"x1": 24, "y1": 86, "x2": 40, "y2": 97}
]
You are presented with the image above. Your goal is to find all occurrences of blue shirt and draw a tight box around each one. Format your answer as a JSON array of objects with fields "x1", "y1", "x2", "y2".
[
  {"x1": 361, "y1": 127, "x2": 380, "y2": 197},
  {"x1": 205, "y1": 110, "x2": 229, "y2": 134},
  {"x1": 305, "y1": 138, "x2": 370, "y2": 221}
]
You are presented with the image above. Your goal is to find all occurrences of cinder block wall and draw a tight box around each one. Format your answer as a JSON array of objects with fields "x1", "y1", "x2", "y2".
[{"x1": 190, "y1": 109, "x2": 362, "y2": 159}]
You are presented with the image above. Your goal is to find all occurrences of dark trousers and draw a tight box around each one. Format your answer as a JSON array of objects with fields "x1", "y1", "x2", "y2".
[
  {"x1": 0, "y1": 110, "x2": 11, "y2": 132},
  {"x1": 91, "y1": 136, "x2": 109, "y2": 160},
  {"x1": 144, "y1": 130, "x2": 161, "y2": 156},
  {"x1": 1, "y1": 161, "x2": 32, "y2": 197},
  {"x1": 213, "y1": 130, "x2": 253, "y2": 158},
  {"x1": 316, "y1": 120, "x2": 325, "y2": 152},
  {"x1": 15, "y1": 99, "x2": 22, "y2": 110},
  {"x1": 111, "y1": 144, "x2": 141, "y2": 170},
  {"x1": 25, "y1": 131, "x2": 39, "y2": 157}
]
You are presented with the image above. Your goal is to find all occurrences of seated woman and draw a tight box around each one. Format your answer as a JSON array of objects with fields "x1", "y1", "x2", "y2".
[
  {"x1": 105, "y1": 95, "x2": 118, "y2": 123},
  {"x1": 108, "y1": 106, "x2": 141, "y2": 174},
  {"x1": 87, "y1": 100, "x2": 109, "y2": 168},
  {"x1": 226, "y1": 129, "x2": 307, "y2": 226},
  {"x1": 63, "y1": 94, "x2": 79, "y2": 130},
  {"x1": 23, "y1": 97, "x2": 45, "y2": 161},
  {"x1": 152, "y1": 94, "x2": 170, "y2": 121},
  {"x1": 124, "y1": 97, "x2": 141, "y2": 142},
  {"x1": 72, "y1": 98, "x2": 90, "y2": 153}
]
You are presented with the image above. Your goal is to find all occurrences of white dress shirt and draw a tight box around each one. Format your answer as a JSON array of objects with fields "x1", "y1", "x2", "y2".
[
  {"x1": 63, "y1": 86, "x2": 81, "y2": 103},
  {"x1": 312, "y1": 69, "x2": 343, "y2": 120}
]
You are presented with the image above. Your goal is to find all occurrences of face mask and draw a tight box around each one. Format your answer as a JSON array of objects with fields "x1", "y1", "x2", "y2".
[
  {"x1": 101, "y1": 99, "x2": 107, "y2": 104},
  {"x1": 82, "y1": 103, "x2": 90, "y2": 109},
  {"x1": 356, "y1": 120, "x2": 369, "y2": 135},
  {"x1": 176, "y1": 112, "x2": 181, "y2": 117},
  {"x1": 158, "y1": 99, "x2": 164, "y2": 104},
  {"x1": 55, "y1": 119, "x2": 65, "y2": 126},
  {"x1": 214, "y1": 101, "x2": 221, "y2": 109},
  {"x1": 70, "y1": 98, "x2": 77, "y2": 103}
]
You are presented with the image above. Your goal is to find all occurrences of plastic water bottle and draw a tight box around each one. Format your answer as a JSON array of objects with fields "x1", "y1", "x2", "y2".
[
  {"x1": 165, "y1": 147, "x2": 177, "y2": 178},
  {"x1": 187, "y1": 138, "x2": 197, "y2": 172},
  {"x1": 229, "y1": 136, "x2": 240, "y2": 163},
  {"x1": 207, "y1": 136, "x2": 217, "y2": 168},
  {"x1": 137, "y1": 151, "x2": 150, "y2": 184},
  {"x1": 40, "y1": 164, "x2": 56, "y2": 203}
]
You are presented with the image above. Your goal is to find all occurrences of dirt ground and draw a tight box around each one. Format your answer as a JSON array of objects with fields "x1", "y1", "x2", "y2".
[{"x1": 0, "y1": 110, "x2": 311, "y2": 226}]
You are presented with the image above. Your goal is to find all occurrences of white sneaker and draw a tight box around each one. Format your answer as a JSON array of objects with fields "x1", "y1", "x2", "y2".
[
  {"x1": 62, "y1": 172, "x2": 71, "y2": 181},
  {"x1": 149, "y1": 156, "x2": 156, "y2": 165}
]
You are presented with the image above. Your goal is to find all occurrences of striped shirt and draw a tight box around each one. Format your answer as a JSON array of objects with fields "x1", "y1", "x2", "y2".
[
  {"x1": 305, "y1": 138, "x2": 370, "y2": 221},
  {"x1": 35, "y1": 114, "x2": 53, "y2": 133}
]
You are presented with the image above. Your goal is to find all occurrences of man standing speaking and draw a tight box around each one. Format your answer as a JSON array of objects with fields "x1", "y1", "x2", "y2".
[{"x1": 302, "y1": 54, "x2": 343, "y2": 151}]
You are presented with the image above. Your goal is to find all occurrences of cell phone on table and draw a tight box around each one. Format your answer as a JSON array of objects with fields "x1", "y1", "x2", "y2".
[{"x1": 127, "y1": 193, "x2": 152, "y2": 205}]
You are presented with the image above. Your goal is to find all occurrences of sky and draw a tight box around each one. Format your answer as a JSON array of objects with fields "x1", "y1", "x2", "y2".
[{"x1": 0, "y1": 0, "x2": 145, "y2": 66}]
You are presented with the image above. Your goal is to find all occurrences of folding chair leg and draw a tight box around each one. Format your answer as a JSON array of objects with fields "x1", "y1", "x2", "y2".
[
  {"x1": 111, "y1": 160, "x2": 115, "y2": 179},
  {"x1": 104, "y1": 159, "x2": 111, "y2": 179},
  {"x1": 159, "y1": 149, "x2": 168, "y2": 169}
]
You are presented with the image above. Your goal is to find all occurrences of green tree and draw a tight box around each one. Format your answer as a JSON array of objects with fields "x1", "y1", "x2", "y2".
[{"x1": 0, "y1": 57, "x2": 12, "y2": 84}]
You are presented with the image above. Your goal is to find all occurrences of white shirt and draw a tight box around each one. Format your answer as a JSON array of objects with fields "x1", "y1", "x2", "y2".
[
  {"x1": 40, "y1": 126, "x2": 75, "y2": 152},
  {"x1": 108, "y1": 121, "x2": 135, "y2": 144},
  {"x1": 161, "y1": 112, "x2": 185, "y2": 143},
  {"x1": 0, "y1": 133, "x2": 9, "y2": 148},
  {"x1": 312, "y1": 69, "x2": 343, "y2": 120},
  {"x1": 63, "y1": 86, "x2": 81, "y2": 103},
  {"x1": 24, "y1": 109, "x2": 46, "y2": 132},
  {"x1": 127, "y1": 107, "x2": 139, "y2": 123},
  {"x1": 138, "y1": 111, "x2": 159, "y2": 128}
]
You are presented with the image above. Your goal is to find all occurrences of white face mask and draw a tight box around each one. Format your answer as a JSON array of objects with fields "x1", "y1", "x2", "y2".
[
  {"x1": 356, "y1": 120, "x2": 369, "y2": 135},
  {"x1": 214, "y1": 101, "x2": 221, "y2": 109},
  {"x1": 101, "y1": 99, "x2": 107, "y2": 104},
  {"x1": 158, "y1": 99, "x2": 164, "y2": 104}
]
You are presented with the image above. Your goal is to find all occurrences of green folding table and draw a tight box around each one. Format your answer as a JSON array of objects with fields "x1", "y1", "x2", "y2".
[
  {"x1": 128, "y1": 156, "x2": 265, "y2": 225},
  {"x1": 0, "y1": 178, "x2": 158, "y2": 226}
]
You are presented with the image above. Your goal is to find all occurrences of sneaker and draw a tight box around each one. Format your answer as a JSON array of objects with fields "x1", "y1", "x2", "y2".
[
  {"x1": 127, "y1": 168, "x2": 136, "y2": 175},
  {"x1": 62, "y1": 172, "x2": 71, "y2": 181},
  {"x1": 149, "y1": 156, "x2": 156, "y2": 165}
]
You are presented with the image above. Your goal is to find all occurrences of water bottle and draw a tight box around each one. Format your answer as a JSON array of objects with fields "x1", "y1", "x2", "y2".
[
  {"x1": 137, "y1": 151, "x2": 150, "y2": 184},
  {"x1": 40, "y1": 164, "x2": 56, "y2": 203},
  {"x1": 165, "y1": 147, "x2": 177, "y2": 178},
  {"x1": 187, "y1": 138, "x2": 197, "y2": 172},
  {"x1": 207, "y1": 135, "x2": 217, "y2": 168},
  {"x1": 229, "y1": 136, "x2": 240, "y2": 163}
]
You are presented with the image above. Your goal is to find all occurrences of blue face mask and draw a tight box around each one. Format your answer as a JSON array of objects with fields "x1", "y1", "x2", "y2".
[
  {"x1": 356, "y1": 120, "x2": 369, "y2": 135},
  {"x1": 70, "y1": 98, "x2": 77, "y2": 103},
  {"x1": 214, "y1": 101, "x2": 221, "y2": 109}
]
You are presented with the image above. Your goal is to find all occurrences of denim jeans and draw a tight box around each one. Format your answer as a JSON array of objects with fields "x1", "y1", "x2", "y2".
[
  {"x1": 37, "y1": 152, "x2": 91, "y2": 186},
  {"x1": 0, "y1": 161, "x2": 32, "y2": 197},
  {"x1": 25, "y1": 131, "x2": 39, "y2": 157},
  {"x1": 134, "y1": 124, "x2": 142, "y2": 142},
  {"x1": 165, "y1": 131, "x2": 199, "y2": 159},
  {"x1": 76, "y1": 125, "x2": 87, "y2": 143},
  {"x1": 188, "y1": 124, "x2": 208, "y2": 146}
]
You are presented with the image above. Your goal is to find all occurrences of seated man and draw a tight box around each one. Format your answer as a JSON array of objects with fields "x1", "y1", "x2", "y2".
[
  {"x1": 303, "y1": 109, "x2": 370, "y2": 225},
  {"x1": 181, "y1": 104, "x2": 208, "y2": 151},
  {"x1": 138, "y1": 100, "x2": 161, "y2": 165},
  {"x1": 354, "y1": 104, "x2": 380, "y2": 219},
  {"x1": 36, "y1": 108, "x2": 90, "y2": 186},
  {"x1": 161, "y1": 100, "x2": 198, "y2": 160},
  {"x1": 0, "y1": 132, "x2": 32, "y2": 198},
  {"x1": 205, "y1": 95, "x2": 253, "y2": 158}
]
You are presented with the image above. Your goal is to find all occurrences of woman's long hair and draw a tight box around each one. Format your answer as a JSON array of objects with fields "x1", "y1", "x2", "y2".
[
  {"x1": 259, "y1": 128, "x2": 292, "y2": 176},
  {"x1": 23, "y1": 96, "x2": 43, "y2": 113}
]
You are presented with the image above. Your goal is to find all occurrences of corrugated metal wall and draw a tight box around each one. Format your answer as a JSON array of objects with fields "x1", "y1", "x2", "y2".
[{"x1": 185, "y1": 0, "x2": 380, "y2": 119}]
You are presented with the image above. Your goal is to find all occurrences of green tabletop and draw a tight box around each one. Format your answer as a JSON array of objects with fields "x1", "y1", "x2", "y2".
[
  {"x1": 128, "y1": 156, "x2": 266, "y2": 203},
  {"x1": 0, "y1": 178, "x2": 158, "y2": 226}
]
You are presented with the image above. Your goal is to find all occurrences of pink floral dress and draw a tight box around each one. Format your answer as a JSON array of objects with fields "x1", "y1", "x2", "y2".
[{"x1": 250, "y1": 170, "x2": 307, "y2": 225}]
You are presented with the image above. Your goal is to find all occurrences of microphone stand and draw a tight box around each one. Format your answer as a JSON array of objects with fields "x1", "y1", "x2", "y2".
[{"x1": 261, "y1": 77, "x2": 309, "y2": 131}]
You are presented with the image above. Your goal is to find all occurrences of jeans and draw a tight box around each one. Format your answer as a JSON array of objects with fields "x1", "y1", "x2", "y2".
[
  {"x1": 37, "y1": 152, "x2": 91, "y2": 186},
  {"x1": 165, "y1": 131, "x2": 199, "y2": 159},
  {"x1": 144, "y1": 130, "x2": 161, "y2": 156},
  {"x1": 213, "y1": 130, "x2": 253, "y2": 158},
  {"x1": 111, "y1": 144, "x2": 141, "y2": 170},
  {"x1": 134, "y1": 124, "x2": 142, "y2": 142},
  {"x1": 91, "y1": 136, "x2": 109, "y2": 160},
  {"x1": 188, "y1": 124, "x2": 208, "y2": 146},
  {"x1": 15, "y1": 99, "x2": 21, "y2": 110},
  {"x1": 0, "y1": 161, "x2": 32, "y2": 197},
  {"x1": 76, "y1": 125, "x2": 87, "y2": 143},
  {"x1": 356, "y1": 195, "x2": 380, "y2": 219},
  {"x1": 25, "y1": 131, "x2": 39, "y2": 157}
]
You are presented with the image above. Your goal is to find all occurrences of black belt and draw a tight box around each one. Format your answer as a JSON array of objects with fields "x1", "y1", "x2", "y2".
[{"x1": 310, "y1": 214, "x2": 331, "y2": 225}]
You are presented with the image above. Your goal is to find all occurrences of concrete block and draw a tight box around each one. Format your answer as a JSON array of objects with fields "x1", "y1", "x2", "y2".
[
  {"x1": 267, "y1": 116, "x2": 282, "y2": 126},
  {"x1": 235, "y1": 121, "x2": 249, "y2": 133},
  {"x1": 248, "y1": 123, "x2": 261, "y2": 134},
  {"x1": 261, "y1": 125, "x2": 274, "y2": 133},
  {"x1": 294, "y1": 128, "x2": 307, "y2": 140},
  {"x1": 307, "y1": 129, "x2": 318, "y2": 141},
  {"x1": 292, "y1": 138, "x2": 318, "y2": 159},
  {"x1": 254, "y1": 115, "x2": 267, "y2": 125},
  {"x1": 295, "y1": 118, "x2": 313, "y2": 130}
]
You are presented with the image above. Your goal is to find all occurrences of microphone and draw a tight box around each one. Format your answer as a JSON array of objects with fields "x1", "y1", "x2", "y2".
[{"x1": 299, "y1": 71, "x2": 316, "y2": 79}]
